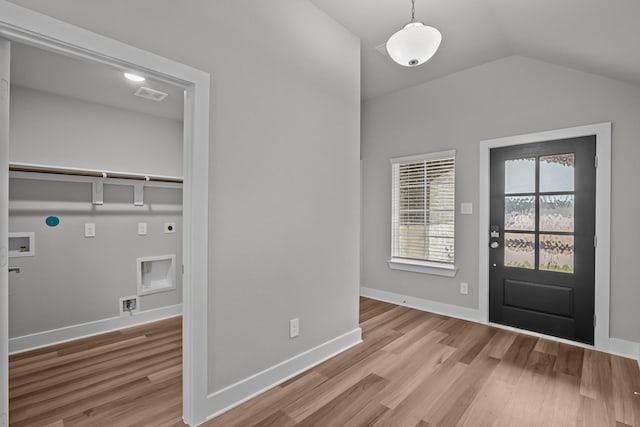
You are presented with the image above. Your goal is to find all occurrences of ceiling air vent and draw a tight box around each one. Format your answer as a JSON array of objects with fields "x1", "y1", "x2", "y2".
[{"x1": 134, "y1": 87, "x2": 168, "y2": 102}]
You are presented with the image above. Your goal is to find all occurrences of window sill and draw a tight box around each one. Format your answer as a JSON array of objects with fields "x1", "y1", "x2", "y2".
[{"x1": 387, "y1": 258, "x2": 458, "y2": 277}]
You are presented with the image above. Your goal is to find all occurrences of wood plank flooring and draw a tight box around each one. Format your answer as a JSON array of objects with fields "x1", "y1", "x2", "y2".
[
  {"x1": 9, "y1": 316, "x2": 184, "y2": 427},
  {"x1": 204, "y1": 298, "x2": 640, "y2": 427},
  {"x1": 9, "y1": 298, "x2": 640, "y2": 426}
]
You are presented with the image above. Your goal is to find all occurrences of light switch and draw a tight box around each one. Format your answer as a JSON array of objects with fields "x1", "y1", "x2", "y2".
[
  {"x1": 138, "y1": 222, "x2": 147, "y2": 235},
  {"x1": 84, "y1": 223, "x2": 96, "y2": 238},
  {"x1": 289, "y1": 318, "x2": 299, "y2": 338},
  {"x1": 461, "y1": 202, "x2": 473, "y2": 215}
]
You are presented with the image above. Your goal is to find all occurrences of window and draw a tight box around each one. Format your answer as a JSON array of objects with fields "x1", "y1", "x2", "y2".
[{"x1": 389, "y1": 150, "x2": 457, "y2": 276}]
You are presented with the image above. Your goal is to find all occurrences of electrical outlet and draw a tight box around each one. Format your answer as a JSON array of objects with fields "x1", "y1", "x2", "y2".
[
  {"x1": 164, "y1": 222, "x2": 176, "y2": 233},
  {"x1": 138, "y1": 222, "x2": 147, "y2": 235},
  {"x1": 84, "y1": 223, "x2": 96, "y2": 237},
  {"x1": 289, "y1": 318, "x2": 299, "y2": 338},
  {"x1": 460, "y1": 282, "x2": 469, "y2": 295}
]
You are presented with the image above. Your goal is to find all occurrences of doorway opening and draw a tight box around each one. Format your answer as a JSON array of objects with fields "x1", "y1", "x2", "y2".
[
  {"x1": 6, "y1": 40, "x2": 185, "y2": 425},
  {"x1": 0, "y1": 6, "x2": 210, "y2": 424}
]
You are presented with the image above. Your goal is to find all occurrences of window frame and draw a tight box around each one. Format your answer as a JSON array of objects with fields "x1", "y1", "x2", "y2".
[{"x1": 388, "y1": 150, "x2": 458, "y2": 277}]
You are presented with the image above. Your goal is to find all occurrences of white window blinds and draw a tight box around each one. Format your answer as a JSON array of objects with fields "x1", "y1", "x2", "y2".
[{"x1": 391, "y1": 150, "x2": 456, "y2": 265}]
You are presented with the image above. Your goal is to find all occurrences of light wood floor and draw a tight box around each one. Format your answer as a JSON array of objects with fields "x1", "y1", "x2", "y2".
[
  {"x1": 204, "y1": 297, "x2": 640, "y2": 427},
  {"x1": 9, "y1": 316, "x2": 184, "y2": 427},
  {"x1": 9, "y1": 299, "x2": 640, "y2": 426}
]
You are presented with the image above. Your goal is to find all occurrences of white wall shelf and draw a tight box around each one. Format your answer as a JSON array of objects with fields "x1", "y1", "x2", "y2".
[
  {"x1": 9, "y1": 162, "x2": 183, "y2": 207},
  {"x1": 137, "y1": 255, "x2": 177, "y2": 296},
  {"x1": 8, "y1": 232, "x2": 35, "y2": 258}
]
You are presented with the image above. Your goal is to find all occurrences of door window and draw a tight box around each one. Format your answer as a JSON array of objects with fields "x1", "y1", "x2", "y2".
[
  {"x1": 540, "y1": 234, "x2": 574, "y2": 273},
  {"x1": 504, "y1": 232, "x2": 535, "y2": 269},
  {"x1": 503, "y1": 153, "x2": 575, "y2": 274},
  {"x1": 505, "y1": 157, "x2": 535, "y2": 193},
  {"x1": 540, "y1": 154, "x2": 575, "y2": 192},
  {"x1": 539, "y1": 194, "x2": 574, "y2": 232}
]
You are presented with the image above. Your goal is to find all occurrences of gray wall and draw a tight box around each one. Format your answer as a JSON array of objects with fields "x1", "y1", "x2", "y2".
[
  {"x1": 362, "y1": 55, "x2": 640, "y2": 343},
  {"x1": 10, "y1": 86, "x2": 183, "y2": 177},
  {"x1": 8, "y1": 0, "x2": 362, "y2": 393},
  {"x1": 9, "y1": 180, "x2": 182, "y2": 338},
  {"x1": 8, "y1": 85, "x2": 184, "y2": 338}
]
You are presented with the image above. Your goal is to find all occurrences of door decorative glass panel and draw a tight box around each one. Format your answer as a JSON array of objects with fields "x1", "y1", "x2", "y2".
[
  {"x1": 504, "y1": 233, "x2": 535, "y2": 269},
  {"x1": 505, "y1": 196, "x2": 535, "y2": 230},
  {"x1": 540, "y1": 194, "x2": 574, "y2": 232},
  {"x1": 502, "y1": 154, "x2": 575, "y2": 273},
  {"x1": 505, "y1": 157, "x2": 535, "y2": 194},
  {"x1": 540, "y1": 234, "x2": 574, "y2": 273},
  {"x1": 540, "y1": 153, "x2": 574, "y2": 192}
]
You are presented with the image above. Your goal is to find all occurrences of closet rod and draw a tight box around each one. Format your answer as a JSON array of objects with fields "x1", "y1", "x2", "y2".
[{"x1": 9, "y1": 162, "x2": 183, "y2": 184}]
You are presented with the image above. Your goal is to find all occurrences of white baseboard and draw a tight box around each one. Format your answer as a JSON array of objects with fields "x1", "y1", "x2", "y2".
[
  {"x1": 9, "y1": 304, "x2": 182, "y2": 354},
  {"x1": 204, "y1": 328, "x2": 362, "y2": 423},
  {"x1": 360, "y1": 286, "x2": 640, "y2": 363},
  {"x1": 360, "y1": 286, "x2": 481, "y2": 323},
  {"x1": 608, "y1": 337, "x2": 640, "y2": 365}
]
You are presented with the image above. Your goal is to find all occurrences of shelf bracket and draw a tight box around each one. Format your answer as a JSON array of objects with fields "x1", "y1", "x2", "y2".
[
  {"x1": 92, "y1": 176, "x2": 105, "y2": 205},
  {"x1": 133, "y1": 178, "x2": 148, "y2": 206}
]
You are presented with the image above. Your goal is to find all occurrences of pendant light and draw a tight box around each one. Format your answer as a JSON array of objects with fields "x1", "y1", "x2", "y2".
[{"x1": 386, "y1": 0, "x2": 442, "y2": 67}]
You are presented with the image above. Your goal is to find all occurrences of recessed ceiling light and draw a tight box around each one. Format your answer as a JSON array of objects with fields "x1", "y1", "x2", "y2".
[{"x1": 124, "y1": 72, "x2": 145, "y2": 82}]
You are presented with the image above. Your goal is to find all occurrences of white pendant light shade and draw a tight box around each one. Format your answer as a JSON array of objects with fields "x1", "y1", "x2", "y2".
[{"x1": 387, "y1": 22, "x2": 442, "y2": 67}]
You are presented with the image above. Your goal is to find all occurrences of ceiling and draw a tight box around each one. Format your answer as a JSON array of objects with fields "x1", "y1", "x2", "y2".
[
  {"x1": 310, "y1": 0, "x2": 640, "y2": 101},
  {"x1": 11, "y1": 42, "x2": 184, "y2": 121}
]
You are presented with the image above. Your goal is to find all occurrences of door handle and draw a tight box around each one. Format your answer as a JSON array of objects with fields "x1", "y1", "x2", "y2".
[
  {"x1": 490, "y1": 241, "x2": 499, "y2": 249},
  {"x1": 9, "y1": 267, "x2": 20, "y2": 274}
]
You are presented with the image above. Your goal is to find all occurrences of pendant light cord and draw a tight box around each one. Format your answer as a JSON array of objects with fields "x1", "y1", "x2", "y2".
[{"x1": 411, "y1": 0, "x2": 416, "y2": 21}]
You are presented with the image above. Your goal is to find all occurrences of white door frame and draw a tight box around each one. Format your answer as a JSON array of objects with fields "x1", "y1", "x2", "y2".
[
  {"x1": 0, "y1": 37, "x2": 10, "y2": 427},
  {"x1": 478, "y1": 122, "x2": 611, "y2": 351},
  {"x1": 0, "y1": 2, "x2": 211, "y2": 425}
]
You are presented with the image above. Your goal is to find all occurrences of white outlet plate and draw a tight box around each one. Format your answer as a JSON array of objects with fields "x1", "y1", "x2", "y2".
[
  {"x1": 164, "y1": 222, "x2": 176, "y2": 233},
  {"x1": 84, "y1": 223, "x2": 96, "y2": 238},
  {"x1": 460, "y1": 282, "x2": 469, "y2": 295},
  {"x1": 289, "y1": 318, "x2": 299, "y2": 338},
  {"x1": 138, "y1": 222, "x2": 147, "y2": 235},
  {"x1": 461, "y1": 202, "x2": 473, "y2": 215}
]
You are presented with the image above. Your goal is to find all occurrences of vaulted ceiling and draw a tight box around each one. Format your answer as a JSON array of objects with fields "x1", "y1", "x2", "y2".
[{"x1": 310, "y1": 0, "x2": 640, "y2": 100}]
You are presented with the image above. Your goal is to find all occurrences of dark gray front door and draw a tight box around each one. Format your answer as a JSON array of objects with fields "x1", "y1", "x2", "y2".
[{"x1": 489, "y1": 136, "x2": 596, "y2": 344}]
